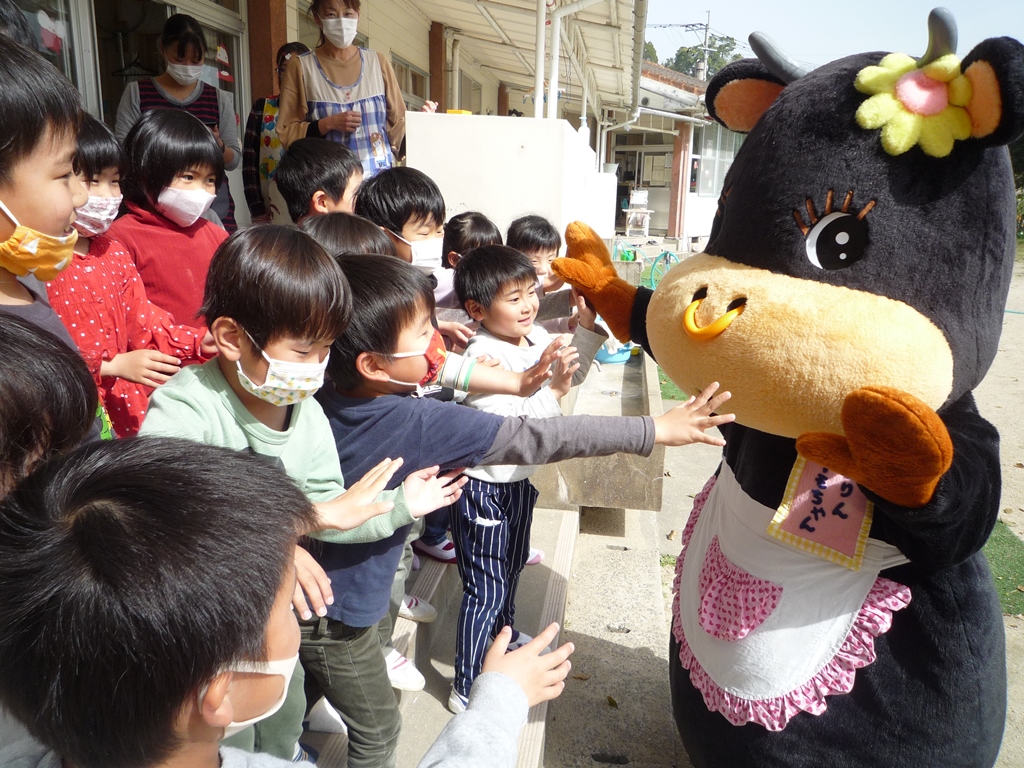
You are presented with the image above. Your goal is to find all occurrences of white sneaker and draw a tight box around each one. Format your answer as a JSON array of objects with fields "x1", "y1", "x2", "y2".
[
  {"x1": 448, "y1": 687, "x2": 469, "y2": 714},
  {"x1": 385, "y1": 648, "x2": 425, "y2": 691},
  {"x1": 399, "y1": 594, "x2": 437, "y2": 623},
  {"x1": 304, "y1": 696, "x2": 348, "y2": 734},
  {"x1": 413, "y1": 538, "x2": 458, "y2": 563},
  {"x1": 526, "y1": 547, "x2": 545, "y2": 565},
  {"x1": 506, "y1": 629, "x2": 534, "y2": 651}
]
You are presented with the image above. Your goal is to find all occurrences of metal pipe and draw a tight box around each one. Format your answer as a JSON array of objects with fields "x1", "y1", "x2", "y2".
[
  {"x1": 626, "y1": 0, "x2": 649, "y2": 112},
  {"x1": 533, "y1": 0, "x2": 546, "y2": 118},
  {"x1": 547, "y1": 13, "x2": 562, "y2": 118},
  {"x1": 546, "y1": 0, "x2": 604, "y2": 119},
  {"x1": 451, "y1": 38, "x2": 461, "y2": 110},
  {"x1": 638, "y1": 106, "x2": 707, "y2": 125}
]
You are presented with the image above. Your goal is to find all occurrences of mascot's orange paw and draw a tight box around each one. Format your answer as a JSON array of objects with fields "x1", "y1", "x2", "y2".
[
  {"x1": 551, "y1": 221, "x2": 637, "y2": 342},
  {"x1": 796, "y1": 386, "x2": 953, "y2": 508}
]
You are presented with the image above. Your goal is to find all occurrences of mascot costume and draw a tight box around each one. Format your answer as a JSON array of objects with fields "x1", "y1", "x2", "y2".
[{"x1": 553, "y1": 9, "x2": 1024, "y2": 767}]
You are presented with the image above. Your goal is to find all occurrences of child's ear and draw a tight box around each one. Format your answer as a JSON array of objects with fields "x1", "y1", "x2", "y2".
[
  {"x1": 447, "y1": 250, "x2": 461, "y2": 268},
  {"x1": 211, "y1": 317, "x2": 244, "y2": 361},
  {"x1": 464, "y1": 299, "x2": 486, "y2": 322},
  {"x1": 197, "y1": 672, "x2": 234, "y2": 729},
  {"x1": 355, "y1": 351, "x2": 390, "y2": 383},
  {"x1": 310, "y1": 190, "x2": 330, "y2": 215},
  {"x1": 961, "y1": 36, "x2": 1024, "y2": 146}
]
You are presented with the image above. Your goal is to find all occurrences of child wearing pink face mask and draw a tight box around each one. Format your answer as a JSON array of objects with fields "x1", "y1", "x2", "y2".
[
  {"x1": 46, "y1": 114, "x2": 215, "y2": 437},
  {"x1": 107, "y1": 108, "x2": 228, "y2": 327}
]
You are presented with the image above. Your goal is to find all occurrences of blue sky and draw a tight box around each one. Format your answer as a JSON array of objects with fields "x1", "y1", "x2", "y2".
[{"x1": 644, "y1": 1, "x2": 1023, "y2": 71}]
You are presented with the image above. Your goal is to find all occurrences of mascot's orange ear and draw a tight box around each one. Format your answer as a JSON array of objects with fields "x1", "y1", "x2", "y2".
[
  {"x1": 961, "y1": 37, "x2": 1024, "y2": 145},
  {"x1": 706, "y1": 59, "x2": 787, "y2": 133}
]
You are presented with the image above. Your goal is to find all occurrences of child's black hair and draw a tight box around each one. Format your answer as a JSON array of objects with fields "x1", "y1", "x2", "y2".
[
  {"x1": 202, "y1": 224, "x2": 352, "y2": 348},
  {"x1": 75, "y1": 113, "x2": 124, "y2": 179},
  {"x1": 0, "y1": 316, "x2": 97, "y2": 496},
  {"x1": 276, "y1": 41, "x2": 310, "y2": 73},
  {"x1": 441, "y1": 211, "x2": 502, "y2": 268},
  {"x1": 160, "y1": 13, "x2": 207, "y2": 61},
  {"x1": 328, "y1": 253, "x2": 435, "y2": 391},
  {"x1": 275, "y1": 137, "x2": 362, "y2": 223},
  {"x1": 354, "y1": 167, "x2": 445, "y2": 235},
  {"x1": 300, "y1": 211, "x2": 396, "y2": 257},
  {"x1": 0, "y1": 36, "x2": 80, "y2": 185},
  {"x1": 454, "y1": 245, "x2": 537, "y2": 310},
  {"x1": 0, "y1": 437, "x2": 317, "y2": 768},
  {"x1": 0, "y1": 0, "x2": 35, "y2": 48},
  {"x1": 506, "y1": 214, "x2": 561, "y2": 255},
  {"x1": 121, "y1": 108, "x2": 225, "y2": 210}
]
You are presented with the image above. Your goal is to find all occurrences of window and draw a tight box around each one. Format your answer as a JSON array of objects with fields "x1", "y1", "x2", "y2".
[
  {"x1": 392, "y1": 55, "x2": 428, "y2": 110},
  {"x1": 689, "y1": 122, "x2": 743, "y2": 197},
  {"x1": 11, "y1": 0, "x2": 80, "y2": 86},
  {"x1": 459, "y1": 72, "x2": 482, "y2": 114}
]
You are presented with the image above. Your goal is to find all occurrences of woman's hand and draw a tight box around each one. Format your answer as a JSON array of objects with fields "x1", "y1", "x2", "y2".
[{"x1": 323, "y1": 110, "x2": 362, "y2": 133}]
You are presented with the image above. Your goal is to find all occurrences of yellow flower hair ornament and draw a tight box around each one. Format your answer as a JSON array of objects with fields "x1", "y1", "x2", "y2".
[{"x1": 855, "y1": 52, "x2": 972, "y2": 157}]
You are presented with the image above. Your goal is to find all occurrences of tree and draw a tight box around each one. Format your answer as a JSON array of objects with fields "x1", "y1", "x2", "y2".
[
  {"x1": 644, "y1": 41, "x2": 658, "y2": 63},
  {"x1": 664, "y1": 34, "x2": 742, "y2": 80}
]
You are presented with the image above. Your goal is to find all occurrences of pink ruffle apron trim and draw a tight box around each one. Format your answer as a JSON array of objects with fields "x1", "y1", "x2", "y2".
[{"x1": 672, "y1": 475, "x2": 912, "y2": 731}]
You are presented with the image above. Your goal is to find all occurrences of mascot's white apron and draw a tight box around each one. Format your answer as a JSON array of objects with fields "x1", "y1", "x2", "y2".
[{"x1": 672, "y1": 466, "x2": 911, "y2": 731}]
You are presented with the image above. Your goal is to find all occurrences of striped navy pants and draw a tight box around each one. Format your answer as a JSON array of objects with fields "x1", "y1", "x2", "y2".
[{"x1": 451, "y1": 476, "x2": 538, "y2": 697}]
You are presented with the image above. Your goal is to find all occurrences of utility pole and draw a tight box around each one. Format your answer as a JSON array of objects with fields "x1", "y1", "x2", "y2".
[
  {"x1": 650, "y1": 12, "x2": 713, "y2": 81},
  {"x1": 699, "y1": 11, "x2": 711, "y2": 81}
]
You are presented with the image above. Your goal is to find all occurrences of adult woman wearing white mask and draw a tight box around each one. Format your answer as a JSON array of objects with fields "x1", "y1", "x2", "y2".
[
  {"x1": 115, "y1": 14, "x2": 241, "y2": 232},
  {"x1": 277, "y1": 0, "x2": 406, "y2": 179}
]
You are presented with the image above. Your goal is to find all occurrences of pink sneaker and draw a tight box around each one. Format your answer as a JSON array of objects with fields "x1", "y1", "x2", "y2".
[
  {"x1": 526, "y1": 547, "x2": 545, "y2": 565},
  {"x1": 413, "y1": 538, "x2": 457, "y2": 563}
]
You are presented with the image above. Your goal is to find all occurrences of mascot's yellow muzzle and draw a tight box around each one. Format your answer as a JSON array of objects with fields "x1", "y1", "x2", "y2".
[{"x1": 682, "y1": 289, "x2": 747, "y2": 340}]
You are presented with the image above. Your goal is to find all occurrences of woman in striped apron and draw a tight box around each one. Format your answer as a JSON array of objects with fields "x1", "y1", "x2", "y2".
[
  {"x1": 277, "y1": 0, "x2": 406, "y2": 178},
  {"x1": 115, "y1": 14, "x2": 241, "y2": 231}
]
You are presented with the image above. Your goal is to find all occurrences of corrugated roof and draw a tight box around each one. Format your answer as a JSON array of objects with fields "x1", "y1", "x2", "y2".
[
  {"x1": 416, "y1": 0, "x2": 641, "y2": 111},
  {"x1": 641, "y1": 60, "x2": 705, "y2": 94}
]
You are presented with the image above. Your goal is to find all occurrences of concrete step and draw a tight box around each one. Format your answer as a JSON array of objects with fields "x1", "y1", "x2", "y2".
[{"x1": 302, "y1": 505, "x2": 580, "y2": 768}]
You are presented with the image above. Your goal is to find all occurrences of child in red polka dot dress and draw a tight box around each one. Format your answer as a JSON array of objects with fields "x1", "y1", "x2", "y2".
[{"x1": 46, "y1": 115, "x2": 215, "y2": 437}]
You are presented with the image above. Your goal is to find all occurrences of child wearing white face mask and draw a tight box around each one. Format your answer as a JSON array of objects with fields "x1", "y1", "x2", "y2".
[
  {"x1": 108, "y1": 108, "x2": 229, "y2": 330},
  {"x1": 114, "y1": 13, "x2": 242, "y2": 230},
  {"x1": 45, "y1": 114, "x2": 216, "y2": 437}
]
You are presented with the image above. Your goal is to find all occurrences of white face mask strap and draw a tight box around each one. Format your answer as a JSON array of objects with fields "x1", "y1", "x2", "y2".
[{"x1": 0, "y1": 198, "x2": 20, "y2": 228}]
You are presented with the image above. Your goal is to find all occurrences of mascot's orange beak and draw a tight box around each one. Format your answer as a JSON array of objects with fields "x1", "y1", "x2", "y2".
[{"x1": 682, "y1": 291, "x2": 746, "y2": 341}]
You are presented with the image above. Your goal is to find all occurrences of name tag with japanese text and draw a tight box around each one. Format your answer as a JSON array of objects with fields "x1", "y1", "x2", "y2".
[{"x1": 767, "y1": 457, "x2": 873, "y2": 571}]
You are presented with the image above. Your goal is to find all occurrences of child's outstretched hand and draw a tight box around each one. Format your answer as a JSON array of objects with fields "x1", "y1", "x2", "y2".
[
  {"x1": 482, "y1": 623, "x2": 575, "y2": 708},
  {"x1": 314, "y1": 457, "x2": 403, "y2": 532},
  {"x1": 403, "y1": 466, "x2": 468, "y2": 518},
  {"x1": 571, "y1": 288, "x2": 597, "y2": 331},
  {"x1": 439, "y1": 320, "x2": 475, "y2": 347},
  {"x1": 292, "y1": 545, "x2": 334, "y2": 621},
  {"x1": 652, "y1": 382, "x2": 735, "y2": 447},
  {"x1": 102, "y1": 349, "x2": 180, "y2": 387},
  {"x1": 516, "y1": 338, "x2": 563, "y2": 397},
  {"x1": 549, "y1": 345, "x2": 581, "y2": 399}
]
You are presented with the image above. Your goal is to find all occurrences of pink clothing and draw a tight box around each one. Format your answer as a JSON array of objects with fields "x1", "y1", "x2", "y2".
[
  {"x1": 46, "y1": 235, "x2": 208, "y2": 436},
  {"x1": 106, "y1": 202, "x2": 227, "y2": 325}
]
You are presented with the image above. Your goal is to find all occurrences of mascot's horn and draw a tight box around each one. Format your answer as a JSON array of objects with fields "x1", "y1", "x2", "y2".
[
  {"x1": 749, "y1": 32, "x2": 809, "y2": 84},
  {"x1": 917, "y1": 7, "x2": 958, "y2": 66}
]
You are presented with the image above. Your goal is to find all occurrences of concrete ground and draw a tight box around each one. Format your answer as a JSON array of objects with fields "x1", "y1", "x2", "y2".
[{"x1": 548, "y1": 261, "x2": 1024, "y2": 767}]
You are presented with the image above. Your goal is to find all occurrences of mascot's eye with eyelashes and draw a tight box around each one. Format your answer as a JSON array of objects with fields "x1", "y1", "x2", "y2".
[{"x1": 793, "y1": 190, "x2": 876, "y2": 270}]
